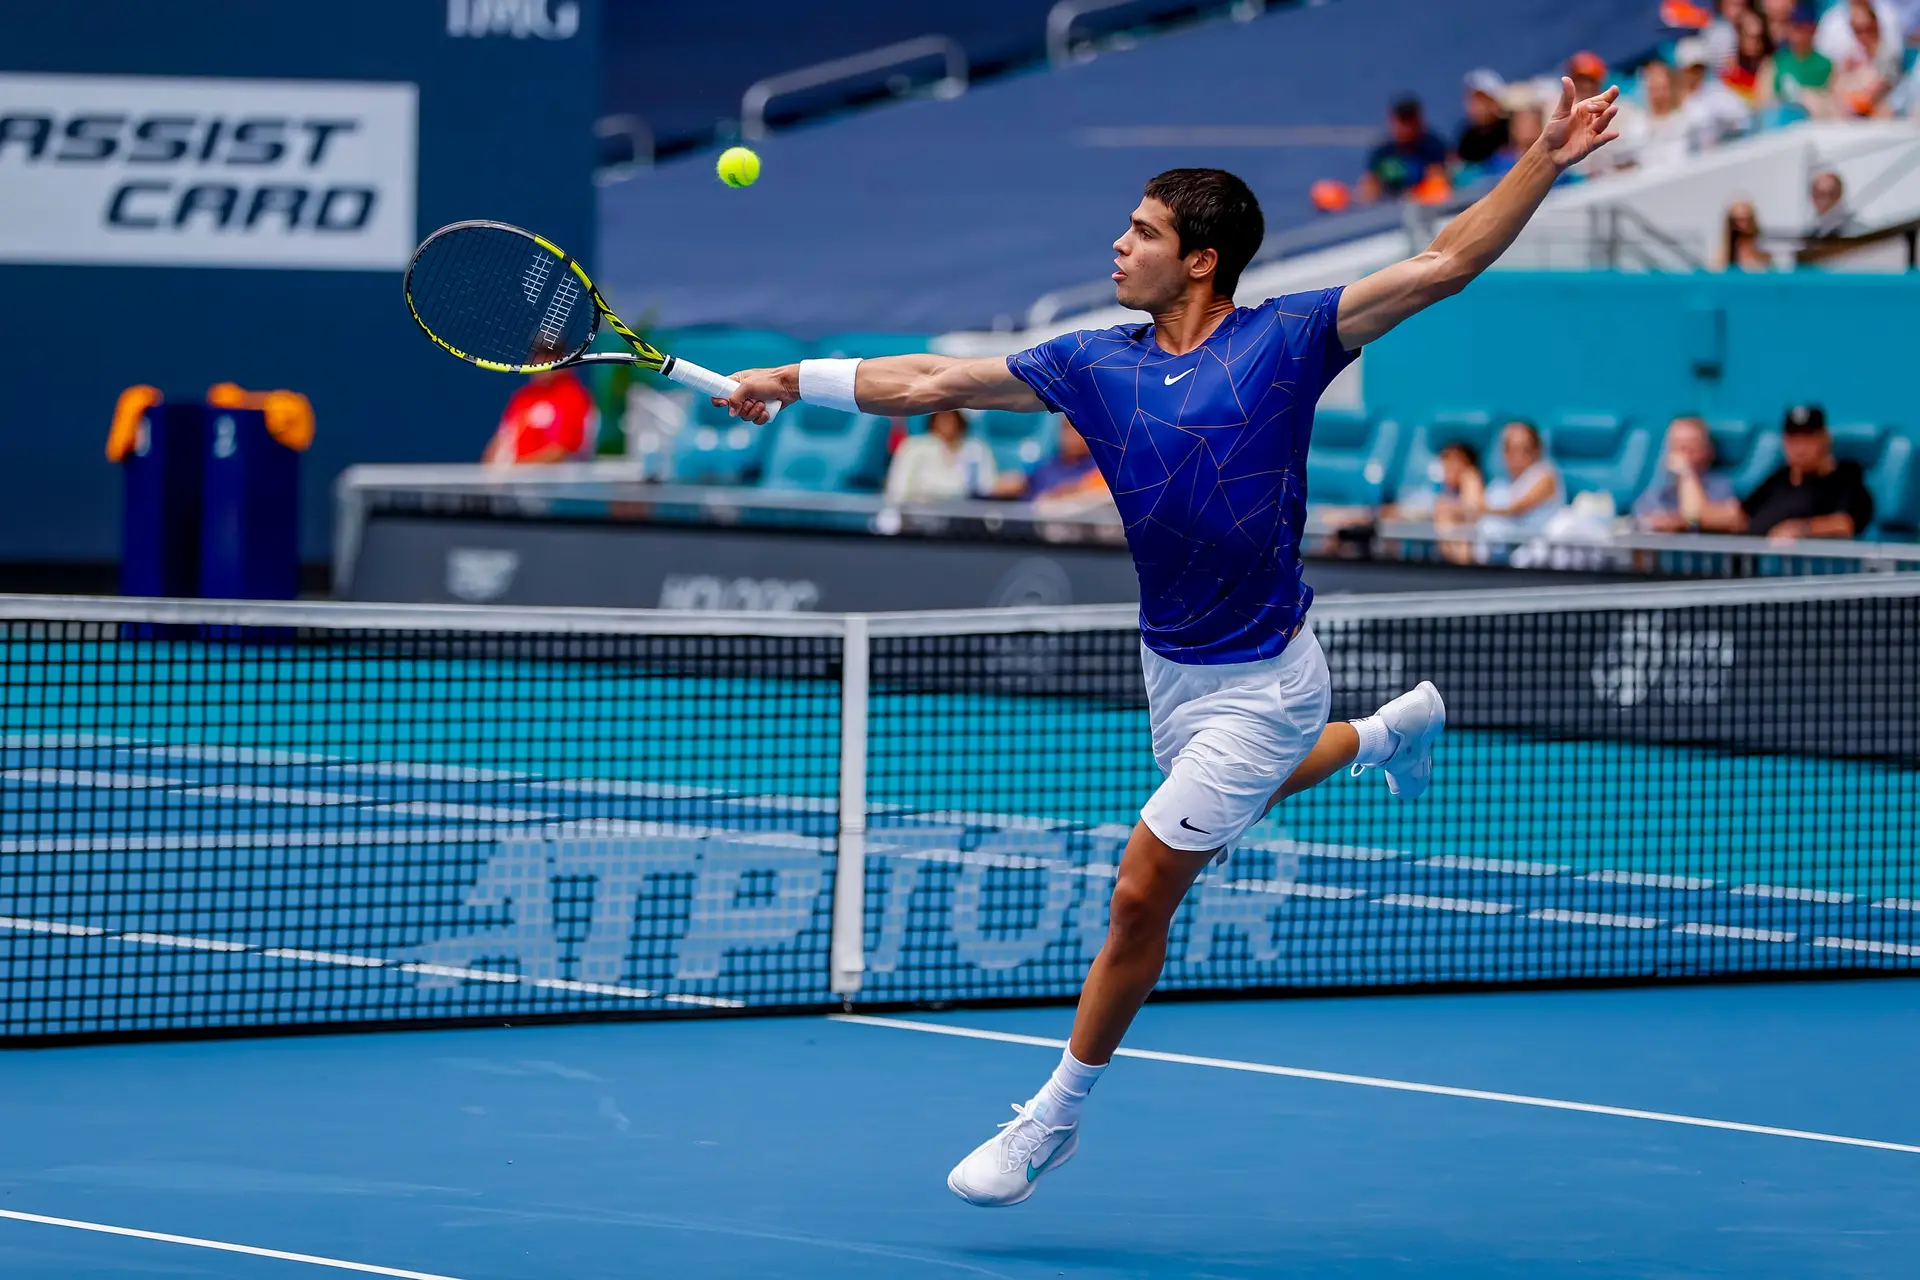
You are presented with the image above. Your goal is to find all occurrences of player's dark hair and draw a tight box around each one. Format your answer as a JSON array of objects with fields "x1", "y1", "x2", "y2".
[{"x1": 1142, "y1": 169, "x2": 1265, "y2": 299}]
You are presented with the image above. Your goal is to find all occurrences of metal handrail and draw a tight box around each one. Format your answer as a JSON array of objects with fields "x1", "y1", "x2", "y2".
[
  {"x1": 1047, "y1": 0, "x2": 1265, "y2": 66},
  {"x1": 740, "y1": 35, "x2": 967, "y2": 142},
  {"x1": 592, "y1": 114, "x2": 654, "y2": 185}
]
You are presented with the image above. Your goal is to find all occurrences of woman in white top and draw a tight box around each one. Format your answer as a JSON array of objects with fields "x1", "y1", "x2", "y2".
[
  {"x1": 882, "y1": 409, "x2": 998, "y2": 504},
  {"x1": 1475, "y1": 419, "x2": 1566, "y2": 560}
]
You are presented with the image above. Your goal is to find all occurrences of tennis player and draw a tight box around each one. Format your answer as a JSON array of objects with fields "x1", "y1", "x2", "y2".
[{"x1": 721, "y1": 78, "x2": 1620, "y2": 1206}]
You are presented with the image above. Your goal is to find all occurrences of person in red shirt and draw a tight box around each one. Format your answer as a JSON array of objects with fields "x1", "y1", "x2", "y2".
[{"x1": 483, "y1": 367, "x2": 597, "y2": 466}]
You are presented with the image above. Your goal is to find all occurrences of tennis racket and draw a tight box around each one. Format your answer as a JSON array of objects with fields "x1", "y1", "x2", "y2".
[{"x1": 403, "y1": 220, "x2": 779, "y2": 416}]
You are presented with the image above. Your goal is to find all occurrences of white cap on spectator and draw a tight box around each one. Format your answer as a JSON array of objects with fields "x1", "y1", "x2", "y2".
[
  {"x1": 1674, "y1": 36, "x2": 1710, "y2": 69},
  {"x1": 1464, "y1": 68, "x2": 1506, "y2": 99}
]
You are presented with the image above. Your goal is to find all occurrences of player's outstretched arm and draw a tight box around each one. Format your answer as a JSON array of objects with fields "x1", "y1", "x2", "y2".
[
  {"x1": 1335, "y1": 77, "x2": 1621, "y2": 350},
  {"x1": 719, "y1": 355, "x2": 1045, "y2": 424}
]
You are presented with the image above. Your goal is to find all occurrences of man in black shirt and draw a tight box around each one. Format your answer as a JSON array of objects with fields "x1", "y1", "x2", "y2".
[
  {"x1": 1360, "y1": 96, "x2": 1449, "y2": 202},
  {"x1": 1457, "y1": 70, "x2": 1511, "y2": 169},
  {"x1": 1732, "y1": 405, "x2": 1875, "y2": 540}
]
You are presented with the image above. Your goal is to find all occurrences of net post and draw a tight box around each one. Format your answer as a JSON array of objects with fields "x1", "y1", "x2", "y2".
[{"x1": 830, "y1": 613, "x2": 871, "y2": 997}]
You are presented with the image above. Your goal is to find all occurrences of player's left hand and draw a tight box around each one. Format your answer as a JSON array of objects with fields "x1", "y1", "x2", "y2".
[{"x1": 1541, "y1": 76, "x2": 1621, "y2": 171}]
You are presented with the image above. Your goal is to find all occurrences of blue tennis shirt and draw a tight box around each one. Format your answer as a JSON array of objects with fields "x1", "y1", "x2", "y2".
[{"x1": 1006, "y1": 287, "x2": 1357, "y2": 665}]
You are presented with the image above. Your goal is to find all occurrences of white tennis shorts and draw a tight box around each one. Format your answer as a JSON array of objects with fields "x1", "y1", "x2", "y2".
[{"x1": 1138, "y1": 627, "x2": 1333, "y2": 857}]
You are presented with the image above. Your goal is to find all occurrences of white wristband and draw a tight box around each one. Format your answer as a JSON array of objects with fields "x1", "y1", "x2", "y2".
[{"x1": 798, "y1": 358, "x2": 862, "y2": 413}]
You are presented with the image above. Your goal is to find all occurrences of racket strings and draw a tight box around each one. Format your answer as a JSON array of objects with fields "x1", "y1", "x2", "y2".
[{"x1": 407, "y1": 224, "x2": 596, "y2": 369}]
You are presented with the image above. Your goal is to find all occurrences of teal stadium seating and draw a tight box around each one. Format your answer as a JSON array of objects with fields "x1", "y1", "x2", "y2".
[
  {"x1": 658, "y1": 330, "x2": 806, "y2": 485},
  {"x1": 1305, "y1": 409, "x2": 1404, "y2": 507},
  {"x1": 1830, "y1": 422, "x2": 1919, "y2": 537},
  {"x1": 972, "y1": 410, "x2": 1057, "y2": 475},
  {"x1": 1389, "y1": 410, "x2": 1500, "y2": 506},
  {"x1": 760, "y1": 405, "x2": 893, "y2": 493},
  {"x1": 1545, "y1": 413, "x2": 1655, "y2": 511}
]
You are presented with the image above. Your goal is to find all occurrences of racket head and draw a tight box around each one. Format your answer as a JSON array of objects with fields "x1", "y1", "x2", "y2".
[{"x1": 404, "y1": 221, "x2": 602, "y2": 373}]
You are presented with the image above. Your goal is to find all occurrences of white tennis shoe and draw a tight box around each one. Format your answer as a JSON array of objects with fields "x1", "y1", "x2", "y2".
[
  {"x1": 1356, "y1": 680, "x2": 1446, "y2": 800},
  {"x1": 946, "y1": 1100, "x2": 1079, "y2": 1207}
]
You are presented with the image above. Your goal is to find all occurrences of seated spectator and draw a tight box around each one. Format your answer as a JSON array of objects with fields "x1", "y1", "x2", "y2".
[
  {"x1": 1017, "y1": 418, "x2": 1109, "y2": 506},
  {"x1": 483, "y1": 363, "x2": 596, "y2": 466},
  {"x1": 1761, "y1": 0, "x2": 1797, "y2": 43},
  {"x1": 1633, "y1": 415, "x2": 1744, "y2": 531},
  {"x1": 1358, "y1": 96, "x2": 1449, "y2": 203},
  {"x1": 1486, "y1": 93, "x2": 1545, "y2": 177},
  {"x1": 1384, "y1": 440, "x2": 1485, "y2": 525},
  {"x1": 1723, "y1": 9, "x2": 1778, "y2": 101},
  {"x1": 1677, "y1": 37, "x2": 1756, "y2": 145},
  {"x1": 1720, "y1": 199, "x2": 1777, "y2": 270},
  {"x1": 1809, "y1": 169, "x2": 1861, "y2": 235},
  {"x1": 1817, "y1": 0, "x2": 1906, "y2": 63},
  {"x1": 1830, "y1": 0, "x2": 1906, "y2": 115},
  {"x1": 1702, "y1": 0, "x2": 1752, "y2": 70},
  {"x1": 883, "y1": 409, "x2": 997, "y2": 504},
  {"x1": 1732, "y1": 404, "x2": 1876, "y2": 540},
  {"x1": 1628, "y1": 59, "x2": 1696, "y2": 168},
  {"x1": 1475, "y1": 419, "x2": 1567, "y2": 554},
  {"x1": 1455, "y1": 70, "x2": 1511, "y2": 172},
  {"x1": 1765, "y1": 4, "x2": 1837, "y2": 115}
]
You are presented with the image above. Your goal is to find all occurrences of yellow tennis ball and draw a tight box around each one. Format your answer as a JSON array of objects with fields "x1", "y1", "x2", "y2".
[{"x1": 716, "y1": 146, "x2": 761, "y2": 188}]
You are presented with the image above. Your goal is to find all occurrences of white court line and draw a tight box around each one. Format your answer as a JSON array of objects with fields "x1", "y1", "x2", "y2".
[
  {"x1": 2, "y1": 769, "x2": 185, "y2": 789},
  {"x1": 1815, "y1": 937, "x2": 1920, "y2": 958},
  {"x1": 1674, "y1": 922, "x2": 1797, "y2": 943},
  {"x1": 829, "y1": 1015, "x2": 1920, "y2": 1157},
  {"x1": 0, "y1": 1208, "x2": 466, "y2": 1280},
  {"x1": 1581, "y1": 870, "x2": 1717, "y2": 891},
  {"x1": 1529, "y1": 908, "x2": 1663, "y2": 930},
  {"x1": 1419, "y1": 856, "x2": 1565, "y2": 877},
  {"x1": 1731, "y1": 884, "x2": 1855, "y2": 904},
  {"x1": 1376, "y1": 893, "x2": 1514, "y2": 915}
]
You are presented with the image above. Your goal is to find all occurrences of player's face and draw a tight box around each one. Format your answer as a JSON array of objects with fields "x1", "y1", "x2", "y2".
[{"x1": 1112, "y1": 199, "x2": 1195, "y2": 310}]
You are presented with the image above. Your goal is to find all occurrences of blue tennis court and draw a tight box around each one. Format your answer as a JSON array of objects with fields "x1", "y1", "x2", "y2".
[
  {"x1": 2, "y1": 980, "x2": 1917, "y2": 1278},
  {"x1": 2, "y1": 584, "x2": 1917, "y2": 1275}
]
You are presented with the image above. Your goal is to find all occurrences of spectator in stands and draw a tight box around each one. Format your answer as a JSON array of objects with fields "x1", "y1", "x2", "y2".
[
  {"x1": 1703, "y1": 0, "x2": 1753, "y2": 69},
  {"x1": 1455, "y1": 70, "x2": 1512, "y2": 173},
  {"x1": 1627, "y1": 59, "x2": 1696, "y2": 168},
  {"x1": 482, "y1": 356, "x2": 596, "y2": 467},
  {"x1": 1731, "y1": 404, "x2": 1876, "y2": 540},
  {"x1": 1016, "y1": 419, "x2": 1112, "y2": 508},
  {"x1": 1818, "y1": 0, "x2": 1906, "y2": 63},
  {"x1": 1677, "y1": 37, "x2": 1757, "y2": 145},
  {"x1": 1358, "y1": 96, "x2": 1449, "y2": 203},
  {"x1": 1724, "y1": 9, "x2": 1778, "y2": 101},
  {"x1": 1830, "y1": 0, "x2": 1906, "y2": 115},
  {"x1": 1633, "y1": 416, "x2": 1743, "y2": 532},
  {"x1": 1809, "y1": 169, "x2": 1862, "y2": 234},
  {"x1": 1474, "y1": 420, "x2": 1567, "y2": 554},
  {"x1": 883, "y1": 409, "x2": 997, "y2": 504},
  {"x1": 1765, "y1": 3, "x2": 1837, "y2": 115},
  {"x1": 1486, "y1": 92, "x2": 1546, "y2": 178},
  {"x1": 1383, "y1": 440, "x2": 1485, "y2": 523},
  {"x1": 1761, "y1": 0, "x2": 1798, "y2": 43},
  {"x1": 1720, "y1": 199, "x2": 1776, "y2": 269}
]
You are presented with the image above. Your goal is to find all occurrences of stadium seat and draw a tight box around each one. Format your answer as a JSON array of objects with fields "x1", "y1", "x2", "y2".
[
  {"x1": 1708, "y1": 418, "x2": 1780, "y2": 498},
  {"x1": 1830, "y1": 422, "x2": 1920, "y2": 536},
  {"x1": 1392, "y1": 410, "x2": 1498, "y2": 504},
  {"x1": 1546, "y1": 413, "x2": 1654, "y2": 511},
  {"x1": 650, "y1": 330, "x2": 805, "y2": 486},
  {"x1": 669, "y1": 418, "x2": 767, "y2": 485},
  {"x1": 1306, "y1": 410, "x2": 1403, "y2": 507},
  {"x1": 972, "y1": 410, "x2": 1056, "y2": 473},
  {"x1": 759, "y1": 405, "x2": 892, "y2": 493}
]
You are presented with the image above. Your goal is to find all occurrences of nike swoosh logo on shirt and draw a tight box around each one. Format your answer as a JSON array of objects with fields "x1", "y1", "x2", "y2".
[{"x1": 1163, "y1": 368, "x2": 1195, "y2": 385}]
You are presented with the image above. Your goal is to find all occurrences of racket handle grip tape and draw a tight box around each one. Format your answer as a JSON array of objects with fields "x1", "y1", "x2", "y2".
[{"x1": 661, "y1": 356, "x2": 783, "y2": 420}]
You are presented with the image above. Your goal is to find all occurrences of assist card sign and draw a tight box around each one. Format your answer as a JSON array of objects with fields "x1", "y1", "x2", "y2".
[{"x1": 0, "y1": 73, "x2": 417, "y2": 270}]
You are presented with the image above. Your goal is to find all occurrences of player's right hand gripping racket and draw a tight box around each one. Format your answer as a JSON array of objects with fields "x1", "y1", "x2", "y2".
[{"x1": 403, "y1": 220, "x2": 779, "y2": 415}]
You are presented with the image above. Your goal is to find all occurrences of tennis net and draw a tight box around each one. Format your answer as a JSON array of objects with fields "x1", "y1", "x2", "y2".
[{"x1": 2, "y1": 577, "x2": 1916, "y2": 1042}]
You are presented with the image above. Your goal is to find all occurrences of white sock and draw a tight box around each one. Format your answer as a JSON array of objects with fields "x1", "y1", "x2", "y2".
[
  {"x1": 1032, "y1": 1048, "x2": 1106, "y2": 1125},
  {"x1": 1350, "y1": 714, "x2": 1399, "y2": 767}
]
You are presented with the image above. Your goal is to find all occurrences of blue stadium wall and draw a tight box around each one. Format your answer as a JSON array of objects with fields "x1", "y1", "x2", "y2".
[
  {"x1": 1365, "y1": 273, "x2": 1920, "y2": 433},
  {"x1": 2, "y1": 0, "x2": 599, "y2": 564}
]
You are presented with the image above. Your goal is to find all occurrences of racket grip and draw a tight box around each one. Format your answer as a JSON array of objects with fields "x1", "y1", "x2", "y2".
[{"x1": 662, "y1": 356, "x2": 783, "y2": 420}]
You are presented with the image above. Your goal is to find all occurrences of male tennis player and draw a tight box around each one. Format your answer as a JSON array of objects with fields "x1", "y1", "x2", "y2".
[{"x1": 721, "y1": 78, "x2": 1620, "y2": 1207}]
